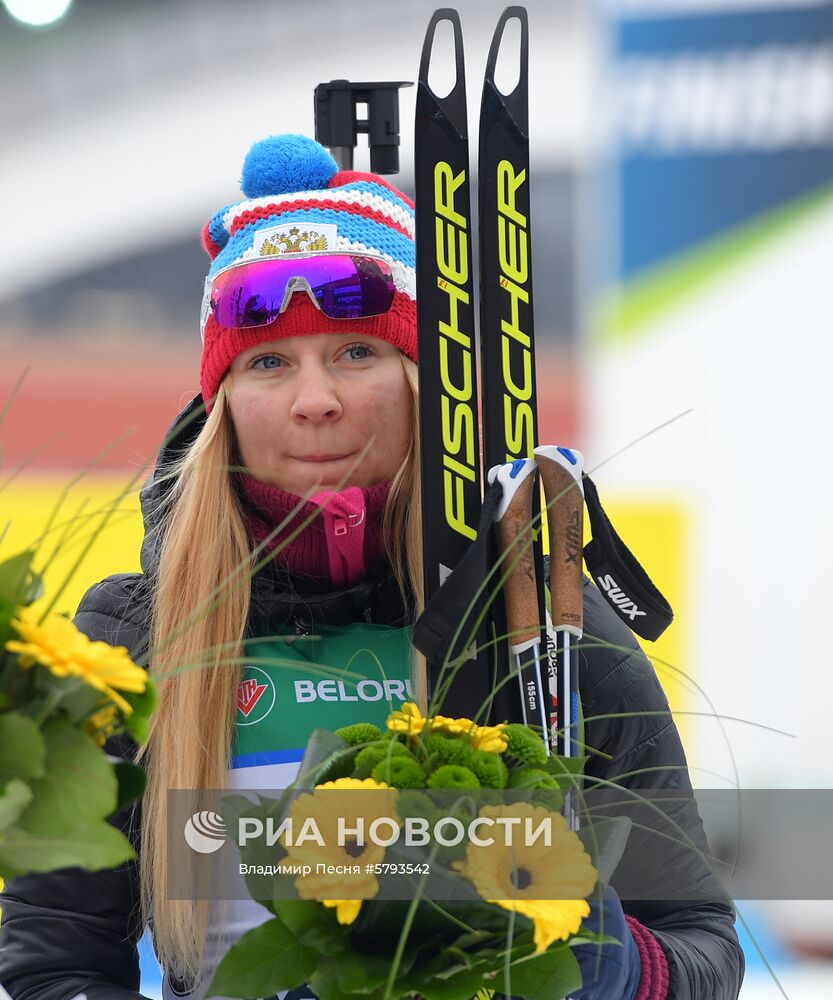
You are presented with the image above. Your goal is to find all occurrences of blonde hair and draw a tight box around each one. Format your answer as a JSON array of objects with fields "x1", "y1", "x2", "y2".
[{"x1": 138, "y1": 355, "x2": 423, "y2": 983}]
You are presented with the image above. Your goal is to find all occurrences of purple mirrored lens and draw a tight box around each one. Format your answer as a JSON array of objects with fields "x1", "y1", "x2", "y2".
[
  {"x1": 210, "y1": 255, "x2": 395, "y2": 328},
  {"x1": 310, "y1": 255, "x2": 395, "y2": 319}
]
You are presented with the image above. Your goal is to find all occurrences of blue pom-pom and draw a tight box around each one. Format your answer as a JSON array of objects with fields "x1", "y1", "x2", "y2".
[{"x1": 240, "y1": 134, "x2": 338, "y2": 199}]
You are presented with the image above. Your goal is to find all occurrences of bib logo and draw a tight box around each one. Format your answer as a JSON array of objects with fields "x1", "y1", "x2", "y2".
[
  {"x1": 294, "y1": 677, "x2": 414, "y2": 704},
  {"x1": 236, "y1": 667, "x2": 276, "y2": 726},
  {"x1": 238, "y1": 679, "x2": 266, "y2": 716}
]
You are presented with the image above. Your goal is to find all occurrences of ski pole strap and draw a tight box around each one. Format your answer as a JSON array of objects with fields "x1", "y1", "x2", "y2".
[
  {"x1": 581, "y1": 473, "x2": 673, "y2": 641},
  {"x1": 412, "y1": 477, "x2": 503, "y2": 665},
  {"x1": 413, "y1": 472, "x2": 674, "y2": 657}
]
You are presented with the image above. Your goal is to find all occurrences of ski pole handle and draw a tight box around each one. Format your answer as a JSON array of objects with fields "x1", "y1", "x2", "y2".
[
  {"x1": 535, "y1": 446, "x2": 585, "y2": 635},
  {"x1": 488, "y1": 459, "x2": 540, "y2": 651}
]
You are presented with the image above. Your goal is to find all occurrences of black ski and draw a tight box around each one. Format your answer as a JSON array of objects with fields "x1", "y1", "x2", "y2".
[
  {"x1": 479, "y1": 8, "x2": 537, "y2": 473},
  {"x1": 414, "y1": 9, "x2": 495, "y2": 720},
  {"x1": 477, "y1": 7, "x2": 554, "y2": 742}
]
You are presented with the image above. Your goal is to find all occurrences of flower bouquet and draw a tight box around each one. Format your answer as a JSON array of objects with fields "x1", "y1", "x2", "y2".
[
  {"x1": 211, "y1": 703, "x2": 626, "y2": 1000},
  {"x1": 0, "y1": 548, "x2": 156, "y2": 877}
]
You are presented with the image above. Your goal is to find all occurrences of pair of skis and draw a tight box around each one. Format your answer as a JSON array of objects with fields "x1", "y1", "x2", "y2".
[{"x1": 413, "y1": 7, "x2": 583, "y2": 763}]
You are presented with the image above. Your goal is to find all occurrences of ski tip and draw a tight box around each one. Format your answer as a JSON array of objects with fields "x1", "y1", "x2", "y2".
[
  {"x1": 484, "y1": 6, "x2": 529, "y2": 94},
  {"x1": 419, "y1": 8, "x2": 464, "y2": 91}
]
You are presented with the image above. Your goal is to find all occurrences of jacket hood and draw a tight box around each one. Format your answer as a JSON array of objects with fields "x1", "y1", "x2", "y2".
[{"x1": 138, "y1": 393, "x2": 209, "y2": 578}]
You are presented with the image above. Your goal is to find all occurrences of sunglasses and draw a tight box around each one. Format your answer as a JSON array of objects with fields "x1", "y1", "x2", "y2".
[{"x1": 200, "y1": 253, "x2": 402, "y2": 338}]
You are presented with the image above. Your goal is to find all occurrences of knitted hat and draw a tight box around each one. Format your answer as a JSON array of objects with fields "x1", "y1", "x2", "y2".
[{"x1": 199, "y1": 134, "x2": 416, "y2": 404}]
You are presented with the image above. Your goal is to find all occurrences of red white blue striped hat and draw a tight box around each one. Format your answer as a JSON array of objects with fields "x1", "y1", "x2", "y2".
[{"x1": 199, "y1": 134, "x2": 416, "y2": 404}]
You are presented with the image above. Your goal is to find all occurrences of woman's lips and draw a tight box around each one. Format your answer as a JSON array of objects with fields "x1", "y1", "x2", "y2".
[{"x1": 292, "y1": 454, "x2": 353, "y2": 462}]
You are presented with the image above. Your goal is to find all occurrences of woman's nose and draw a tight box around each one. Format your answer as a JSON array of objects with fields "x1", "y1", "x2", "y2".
[{"x1": 289, "y1": 365, "x2": 343, "y2": 423}]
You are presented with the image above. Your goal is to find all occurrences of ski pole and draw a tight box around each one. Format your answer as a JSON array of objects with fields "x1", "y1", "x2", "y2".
[
  {"x1": 488, "y1": 459, "x2": 550, "y2": 754},
  {"x1": 535, "y1": 445, "x2": 584, "y2": 827}
]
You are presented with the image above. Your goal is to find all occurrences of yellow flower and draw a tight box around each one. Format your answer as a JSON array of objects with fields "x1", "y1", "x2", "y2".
[
  {"x1": 427, "y1": 714, "x2": 508, "y2": 751},
  {"x1": 388, "y1": 705, "x2": 508, "y2": 752},
  {"x1": 313, "y1": 777, "x2": 392, "y2": 792},
  {"x1": 282, "y1": 777, "x2": 398, "y2": 922},
  {"x1": 322, "y1": 898, "x2": 363, "y2": 925},
  {"x1": 6, "y1": 603, "x2": 147, "y2": 715},
  {"x1": 510, "y1": 898, "x2": 592, "y2": 953},
  {"x1": 453, "y1": 803, "x2": 597, "y2": 953},
  {"x1": 431, "y1": 714, "x2": 478, "y2": 738},
  {"x1": 86, "y1": 702, "x2": 120, "y2": 746},
  {"x1": 386, "y1": 701, "x2": 426, "y2": 736},
  {"x1": 472, "y1": 724, "x2": 509, "y2": 753}
]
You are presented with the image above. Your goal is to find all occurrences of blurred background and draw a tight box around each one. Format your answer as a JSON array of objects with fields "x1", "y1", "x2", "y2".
[{"x1": 1, "y1": 0, "x2": 832, "y2": 996}]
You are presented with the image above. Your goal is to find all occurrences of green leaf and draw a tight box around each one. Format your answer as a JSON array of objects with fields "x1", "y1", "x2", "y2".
[
  {"x1": 269, "y1": 898, "x2": 321, "y2": 937},
  {"x1": 0, "y1": 712, "x2": 46, "y2": 785},
  {"x1": 309, "y1": 961, "x2": 361, "y2": 1000},
  {"x1": 414, "y1": 960, "x2": 492, "y2": 1000},
  {"x1": 111, "y1": 762, "x2": 146, "y2": 814},
  {"x1": 450, "y1": 929, "x2": 502, "y2": 952},
  {"x1": 0, "y1": 716, "x2": 136, "y2": 877},
  {"x1": 50, "y1": 680, "x2": 102, "y2": 724},
  {"x1": 335, "y1": 950, "x2": 395, "y2": 993},
  {"x1": 295, "y1": 727, "x2": 352, "y2": 787},
  {"x1": 441, "y1": 899, "x2": 533, "y2": 941},
  {"x1": 207, "y1": 917, "x2": 317, "y2": 999},
  {"x1": 121, "y1": 678, "x2": 157, "y2": 745},
  {"x1": 296, "y1": 921, "x2": 345, "y2": 958},
  {"x1": 0, "y1": 778, "x2": 33, "y2": 833},
  {"x1": 0, "y1": 550, "x2": 39, "y2": 610},
  {"x1": 0, "y1": 817, "x2": 134, "y2": 877},
  {"x1": 577, "y1": 816, "x2": 632, "y2": 884},
  {"x1": 18, "y1": 717, "x2": 117, "y2": 831},
  {"x1": 541, "y1": 754, "x2": 587, "y2": 788},
  {"x1": 443, "y1": 945, "x2": 477, "y2": 969},
  {"x1": 504, "y1": 944, "x2": 582, "y2": 1000},
  {"x1": 495, "y1": 935, "x2": 537, "y2": 960},
  {"x1": 568, "y1": 931, "x2": 621, "y2": 947},
  {"x1": 218, "y1": 791, "x2": 293, "y2": 909}
]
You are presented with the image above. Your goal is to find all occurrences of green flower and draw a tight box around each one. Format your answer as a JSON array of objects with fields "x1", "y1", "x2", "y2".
[
  {"x1": 470, "y1": 750, "x2": 509, "y2": 789},
  {"x1": 372, "y1": 756, "x2": 425, "y2": 788},
  {"x1": 507, "y1": 766, "x2": 559, "y2": 790},
  {"x1": 530, "y1": 787, "x2": 564, "y2": 812},
  {"x1": 335, "y1": 722, "x2": 382, "y2": 747},
  {"x1": 352, "y1": 739, "x2": 410, "y2": 779},
  {"x1": 427, "y1": 765, "x2": 481, "y2": 790},
  {"x1": 423, "y1": 732, "x2": 478, "y2": 769},
  {"x1": 503, "y1": 723, "x2": 548, "y2": 767},
  {"x1": 396, "y1": 790, "x2": 438, "y2": 823}
]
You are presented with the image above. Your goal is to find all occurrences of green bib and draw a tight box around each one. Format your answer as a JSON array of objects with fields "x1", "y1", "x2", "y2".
[{"x1": 232, "y1": 624, "x2": 414, "y2": 773}]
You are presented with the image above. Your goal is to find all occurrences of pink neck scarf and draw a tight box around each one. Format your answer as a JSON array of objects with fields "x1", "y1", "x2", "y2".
[{"x1": 238, "y1": 473, "x2": 390, "y2": 588}]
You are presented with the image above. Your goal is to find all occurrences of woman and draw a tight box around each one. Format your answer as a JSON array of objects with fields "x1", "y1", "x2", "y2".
[{"x1": 0, "y1": 135, "x2": 743, "y2": 1000}]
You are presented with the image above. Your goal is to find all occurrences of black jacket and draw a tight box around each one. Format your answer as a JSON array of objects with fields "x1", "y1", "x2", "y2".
[{"x1": 0, "y1": 398, "x2": 744, "y2": 1000}]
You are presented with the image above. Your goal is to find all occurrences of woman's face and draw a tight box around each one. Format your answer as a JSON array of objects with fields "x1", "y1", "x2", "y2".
[{"x1": 226, "y1": 332, "x2": 412, "y2": 493}]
